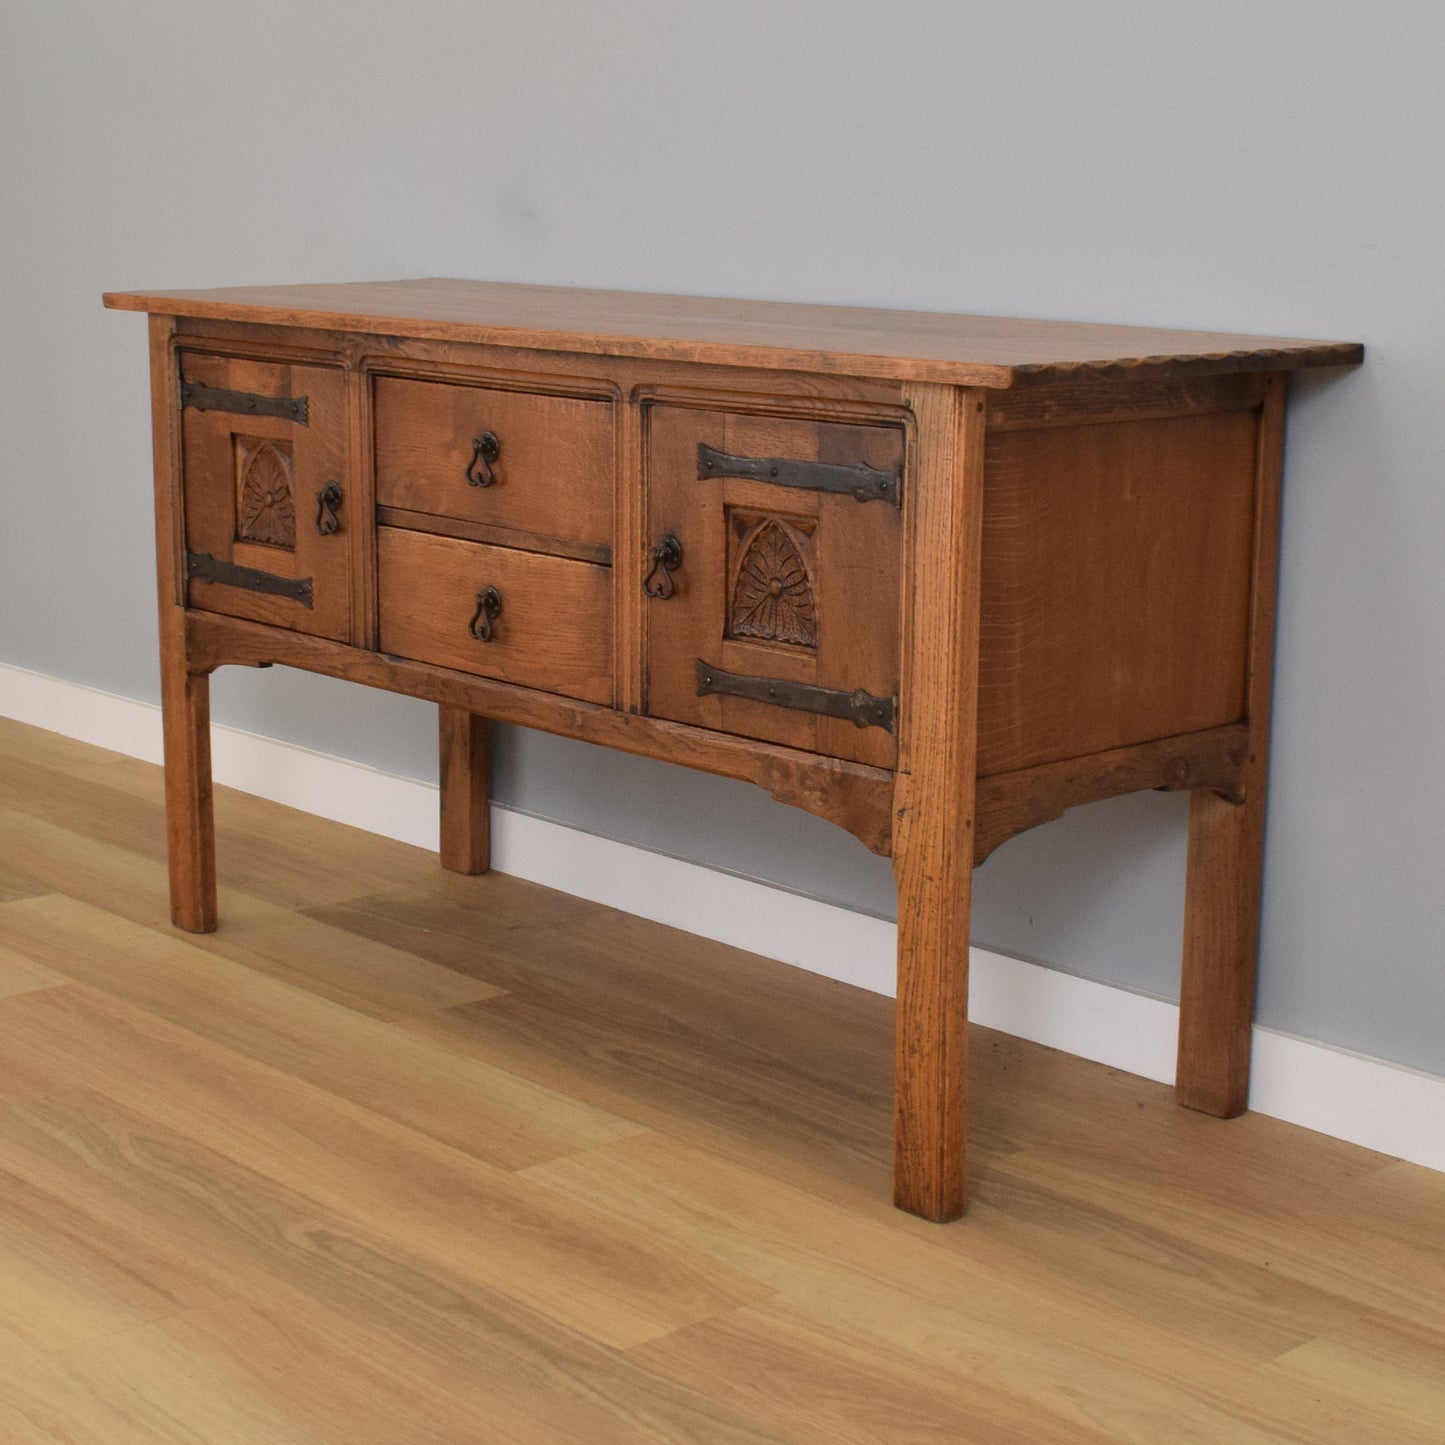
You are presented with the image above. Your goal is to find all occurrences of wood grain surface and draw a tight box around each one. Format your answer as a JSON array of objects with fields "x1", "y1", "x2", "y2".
[
  {"x1": 373, "y1": 374, "x2": 615, "y2": 548},
  {"x1": 149, "y1": 316, "x2": 217, "y2": 934},
  {"x1": 438, "y1": 706, "x2": 490, "y2": 877},
  {"x1": 185, "y1": 608, "x2": 896, "y2": 855},
  {"x1": 976, "y1": 408, "x2": 1258, "y2": 774},
  {"x1": 890, "y1": 383, "x2": 987, "y2": 1221},
  {"x1": 179, "y1": 351, "x2": 353, "y2": 642},
  {"x1": 643, "y1": 404, "x2": 904, "y2": 768},
  {"x1": 0, "y1": 713, "x2": 1440, "y2": 1442},
  {"x1": 376, "y1": 526, "x2": 614, "y2": 705},
  {"x1": 125, "y1": 296, "x2": 1364, "y2": 1230},
  {"x1": 105, "y1": 277, "x2": 1364, "y2": 387},
  {"x1": 1176, "y1": 375, "x2": 1288, "y2": 1115},
  {"x1": 973, "y1": 723, "x2": 1248, "y2": 863}
]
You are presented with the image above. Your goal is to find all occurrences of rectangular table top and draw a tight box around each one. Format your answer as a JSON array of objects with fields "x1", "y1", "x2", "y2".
[{"x1": 105, "y1": 277, "x2": 1363, "y2": 389}]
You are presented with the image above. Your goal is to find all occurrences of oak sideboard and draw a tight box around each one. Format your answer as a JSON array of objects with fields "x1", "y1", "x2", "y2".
[{"x1": 104, "y1": 279, "x2": 1362, "y2": 1221}]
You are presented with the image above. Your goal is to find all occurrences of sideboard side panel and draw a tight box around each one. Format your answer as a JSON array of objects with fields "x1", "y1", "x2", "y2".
[{"x1": 976, "y1": 406, "x2": 1260, "y2": 775}]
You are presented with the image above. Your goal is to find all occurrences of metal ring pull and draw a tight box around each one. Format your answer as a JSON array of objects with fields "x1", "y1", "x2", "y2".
[
  {"x1": 468, "y1": 586, "x2": 502, "y2": 642},
  {"x1": 314, "y1": 481, "x2": 343, "y2": 535},
  {"x1": 466, "y1": 431, "x2": 501, "y2": 487},
  {"x1": 642, "y1": 533, "x2": 683, "y2": 599}
]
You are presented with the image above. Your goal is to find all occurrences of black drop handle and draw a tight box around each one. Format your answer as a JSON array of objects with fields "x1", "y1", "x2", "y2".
[
  {"x1": 315, "y1": 481, "x2": 343, "y2": 535},
  {"x1": 643, "y1": 533, "x2": 684, "y2": 599},
  {"x1": 466, "y1": 431, "x2": 501, "y2": 487},
  {"x1": 468, "y1": 586, "x2": 503, "y2": 642}
]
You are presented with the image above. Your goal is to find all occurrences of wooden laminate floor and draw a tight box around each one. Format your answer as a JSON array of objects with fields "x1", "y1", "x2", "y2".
[{"x1": 0, "y1": 714, "x2": 1440, "y2": 1443}]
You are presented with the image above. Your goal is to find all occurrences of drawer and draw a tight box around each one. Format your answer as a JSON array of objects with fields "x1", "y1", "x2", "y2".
[
  {"x1": 643, "y1": 405, "x2": 903, "y2": 768},
  {"x1": 374, "y1": 376, "x2": 614, "y2": 554},
  {"x1": 376, "y1": 528, "x2": 612, "y2": 705},
  {"x1": 179, "y1": 351, "x2": 351, "y2": 641}
]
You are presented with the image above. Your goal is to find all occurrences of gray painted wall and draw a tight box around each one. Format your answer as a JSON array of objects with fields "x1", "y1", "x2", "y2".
[{"x1": 3, "y1": 2, "x2": 1438, "y2": 1073}]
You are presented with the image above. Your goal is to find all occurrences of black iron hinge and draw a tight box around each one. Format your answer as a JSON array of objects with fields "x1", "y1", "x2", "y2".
[{"x1": 696, "y1": 660, "x2": 895, "y2": 732}]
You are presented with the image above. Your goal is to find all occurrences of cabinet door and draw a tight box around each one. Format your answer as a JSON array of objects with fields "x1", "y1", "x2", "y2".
[
  {"x1": 644, "y1": 405, "x2": 903, "y2": 768},
  {"x1": 179, "y1": 352, "x2": 351, "y2": 641}
]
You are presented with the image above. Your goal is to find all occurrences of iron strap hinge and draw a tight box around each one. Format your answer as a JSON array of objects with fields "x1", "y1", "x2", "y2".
[
  {"x1": 695, "y1": 659, "x2": 896, "y2": 732},
  {"x1": 181, "y1": 381, "x2": 309, "y2": 425},
  {"x1": 697, "y1": 443, "x2": 900, "y2": 506},
  {"x1": 185, "y1": 550, "x2": 314, "y2": 608}
]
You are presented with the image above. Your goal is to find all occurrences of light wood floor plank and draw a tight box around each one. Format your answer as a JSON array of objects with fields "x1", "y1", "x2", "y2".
[
  {"x1": 397, "y1": 991, "x2": 896, "y2": 1208},
  {"x1": 0, "y1": 1156, "x2": 224, "y2": 1353},
  {"x1": 0, "y1": 801, "x2": 260, "y2": 933},
  {"x1": 314, "y1": 886, "x2": 906, "y2": 1088},
  {"x1": 0, "y1": 872, "x2": 46, "y2": 904},
  {"x1": 0, "y1": 716, "x2": 460, "y2": 905},
  {"x1": 0, "y1": 716, "x2": 1440, "y2": 1440},
  {"x1": 65, "y1": 1298, "x2": 618, "y2": 1445},
  {"x1": 630, "y1": 1302, "x2": 1099, "y2": 1445},
  {"x1": 0, "y1": 716, "x2": 153, "y2": 790},
  {"x1": 68, "y1": 1291, "x2": 788, "y2": 1445},
  {"x1": 525, "y1": 1142, "x2": 1406, "y2": 1445},
  {"x1": 0, "y1": 1316, "x2": 213, "y2": 1445},
  {"x1": 186, "y1": 909, "x2": 505, "y2": 1021},
  {"x1": 0, "y1": 1082, "x2": 786, "y2": 1442},
  {"x1": 994, "y1": 1141, "x2": 1443, "y2": 1336},
  {"x1": 0, "y1": 894, "x2": 627, "y2": 1171},
  {"x1": 0, "y1": 802, "x2": 481, "y2": 1029},
  {"x1": 0, "y1": 719, "x2": 446, "y2": 909},
  {"x1": 0, "y1": 939, "x2": 67, "y2": 998},
  {"x1": 638, "y1": 1289, "x2": 1400, "y2": 1445},
  {"x1": 0, "y1": 985, "x2": 769, "y2": 1351},
  {"x1": 1266, "y1": 1312, "x2": 1445, "y2": 1443},
  {"x1": 332, "y1": 885, "x2": 910, "y2": 1208},
  {"x1": 523, "y1": 1130, "x2": 1366, "y2": 1365}
]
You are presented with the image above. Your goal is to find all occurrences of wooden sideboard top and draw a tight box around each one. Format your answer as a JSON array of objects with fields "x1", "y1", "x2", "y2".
[{"x1": 103, "y1": 278, "x2": 1362, "y2": 388}]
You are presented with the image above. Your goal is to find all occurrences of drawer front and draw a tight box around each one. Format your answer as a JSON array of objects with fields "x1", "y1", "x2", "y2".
[
  {"x1": 374, "y1": 376, "x2": 614, "y2": 553},
  {"x1": 643, "y1": 405, "x2": 903, "y2": 768},
  {"x1": 180, "y1": 352, "x2": 351, "y2": 640},
  {"x1": 377, "y1": 528, "x2": 612, "y2": 705}
]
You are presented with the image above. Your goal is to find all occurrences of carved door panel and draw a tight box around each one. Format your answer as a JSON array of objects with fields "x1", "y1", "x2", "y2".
[
  {"x1": 178, "y1": 352, "x2": 351, "y2": 641},
  {"x1": 644, "y1": 404, "x2": 903, "y2": 767}
]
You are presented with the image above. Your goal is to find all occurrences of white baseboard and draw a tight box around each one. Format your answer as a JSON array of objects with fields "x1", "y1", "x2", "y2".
[{"x1": 2, "y1": 659, "x2": 1441, "y2": 1175}]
